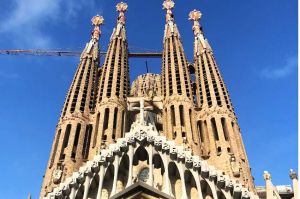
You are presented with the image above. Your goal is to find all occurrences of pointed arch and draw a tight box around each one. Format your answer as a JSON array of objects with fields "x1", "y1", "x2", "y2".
[
  {"x1": 133, "y1": 146, "x2": 149, "y2": 165},
  {"x1": 87, "y1": 173, "x2": 99, "y2": 199},
  {"x1": 153, "y1": 153, "x2": 165, "y2": 191},
  {"x1": 217, "y1": 190, "x2": 227, "y2": 199},
  {"x1": 201, "y1": 179, "x2": 214, "y2": 199},
  {"x1": 74, "y1": 184, "x2": 84, "y2": 199},
  {"x1": 101, "y1": 164, "x2": 114, "y2": 199},
  {"x1": 184, "y1": 170, "x2": 199, "y2": 199},
  {"x1": 116, "y1": 154, "x2": 129, "y2": 193},
  {"x1": 168, "y1": 162, "x2": 182, "y2": 198}
]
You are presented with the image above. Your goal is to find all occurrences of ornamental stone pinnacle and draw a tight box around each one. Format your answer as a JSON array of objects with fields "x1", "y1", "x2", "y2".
[
  {"x1": 91, "y1": 15, "x2": 104, "y2": 40},
  {"x1": 116, "y1": 2, "x2": 128, "y2": 12},
  {"x1": 116, "y1": 2, "x2": 128, "y2": 24},
  {"x1": 189, "y1": 9, "x2": 202, "y2": 21},
  {"x1": 290, "y1": 169, "x2": 298, "y2": 180},
  {"x1": 263, "y1": 171, "x2": 271, "y2": 181},
  {"x1": 189, "y1": 10, "x2": 202, "y2": 37},
  {"x1": 163, "y1": 0, "x2": 175, "y2": 10},
  {"x1": 91, "y1": 15, "x2": 104, "y2": 26}
]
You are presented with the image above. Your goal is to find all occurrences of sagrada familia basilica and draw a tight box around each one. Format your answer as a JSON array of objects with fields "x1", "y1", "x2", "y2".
[{"x1": 38, "y1": 1, "x2": 298, "y2": 199}]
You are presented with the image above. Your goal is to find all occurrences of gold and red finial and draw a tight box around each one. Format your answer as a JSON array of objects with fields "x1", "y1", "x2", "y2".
[
  {"x1": 91, "y1": 15, "x2": 104, "y2": 40},
  {"x1": 189, "y1": 10, "x2": 202, "y2": 36},
  {"x1": 116, "y1": 2, "x2": 128, "y2": 24}
]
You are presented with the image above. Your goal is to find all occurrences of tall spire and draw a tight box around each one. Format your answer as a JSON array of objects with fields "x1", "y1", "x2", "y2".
[
  {"x1": 91, "y1": 2, "x2": 129, "y2": 154},
  {"x1": 161, "y1": 0, "x2": 199, "y2": 154},
  {"x1": 40, "y1": 15, "x2": 104, "y2": 198},
  {"x1": 190, "y1": 9, "x2": 255, "y2": 191}
]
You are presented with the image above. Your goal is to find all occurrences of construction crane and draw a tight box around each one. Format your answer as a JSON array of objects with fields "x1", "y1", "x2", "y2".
[
  {"x1": 0, "y1": 49, "x2": 162, "y2": 58},
  {"x1": 0, "y1": 49, "x2": 196, "y2": 73}
]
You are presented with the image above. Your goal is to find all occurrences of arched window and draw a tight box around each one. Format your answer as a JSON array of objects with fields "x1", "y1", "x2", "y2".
[
  {"x1": 59, "y1": 124, "x2": 71, "y2": 161},
  {"x1": 93, "y1": 113, "x2": 100, "y2": 147},
  {"x1": 103, "y1": 108, "x2": 109, "y2": 131},
  {"x1": 179, "y1": 105, "x2": 185, "y2": 126},
  {"x1": 211, "y1": 118, "x2": 219, "y2": 141},
  {"x1": 171, "y1": 105, "x2": 175, "y2": 126},
  {"x1": 221, "y1": 117, "x2": 229, "y2": 141},
  {"x1": 82, "y1": 124, "x2": 92, "y2": 159},
  {"x1": 71, "y1": 123, "x2": 81, "y2": 159},
  {"x1": 50, "y1": 129, "x2": 61, "y2": 168}
]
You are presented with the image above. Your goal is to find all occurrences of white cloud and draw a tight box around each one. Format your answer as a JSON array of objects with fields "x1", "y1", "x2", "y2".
[
  {"x1": 260, "y1": 56, "x2": 297, "y2": 79},
  {"x1": 0, "y1": 0, "x2": 97, "y2": 48}
]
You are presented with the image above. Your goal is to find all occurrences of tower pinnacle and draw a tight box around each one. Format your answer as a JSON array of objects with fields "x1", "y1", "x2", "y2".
[
  {"x1": 116, "y1": 2, "x2": 128, "y2": 24},
  {"x1": 91, "y1": 15, "x2": 104, "y2": 41}
]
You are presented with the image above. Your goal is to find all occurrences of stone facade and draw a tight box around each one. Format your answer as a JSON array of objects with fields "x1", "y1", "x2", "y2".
[{"x1": 39, "y1": 1, "x2": 296, "y2": 199}]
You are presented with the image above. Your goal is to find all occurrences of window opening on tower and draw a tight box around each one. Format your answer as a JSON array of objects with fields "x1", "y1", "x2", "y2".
[
  {"x1": 71, "y1": 123, "x2": 81, "y2": 159},
  {"x1": 59, "y1": 124, "x2": 72, "y2": 161},
  {"x1": 211, "y1": 118, "x2": 219, "y2": 141},
  {"x1": 82, "y1": 124, "x2": 92, "y2": 159}
]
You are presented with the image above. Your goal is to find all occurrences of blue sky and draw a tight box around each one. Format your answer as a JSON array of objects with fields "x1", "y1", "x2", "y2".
[{"x1": 0, "y1": 0, "x2": 297, "y2": 198}]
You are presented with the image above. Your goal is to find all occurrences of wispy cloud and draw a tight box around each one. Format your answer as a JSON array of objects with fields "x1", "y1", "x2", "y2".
[
  {"x1": 260, "y1": 56, "x2": 298, "y2": 79},
  {"x1": 0, "y1": 0, "x2": 97, "y2": 48}
]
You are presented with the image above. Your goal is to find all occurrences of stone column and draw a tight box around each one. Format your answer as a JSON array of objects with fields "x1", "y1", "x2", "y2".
[
  {"x1": 83, "y1": 175, "x2": 92, "y2": 199},
  {"x1": 69, "y1": 187, "x2": 77, "y2": 199},
  {"x1": 148, "y1": 145, "x2": 154, "y2": 186},
  {"x1": 110, "y1": 155, "x2": 120, "y2": 196},
  {"x1": 263, "y1": 171, "x2": 273, "y2": 199},
  {"x1": 162, "y1": 153, "x2": 171, "y2": 195},
  {"x1": 96, "y1": 166, "x2": 105, "y2": 199},
  {"x1": 126, "y1": 145, "x2": 134, "y2": 187},
  {"x1": 290, "y1": 169, "x2": 298, "y2": 199}
]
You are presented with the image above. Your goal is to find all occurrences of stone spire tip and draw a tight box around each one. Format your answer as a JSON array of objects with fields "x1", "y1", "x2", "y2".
[
  {"x1": 163, "y1": 0, "x2": 175, "y2": 10},
  {"x1": 290, "y1": 169, "x2": 298, "y2": 180},
  {"x1": 116, "y1": 2, "x2": 128, "y2": 12},
  {"x1": 263, "y1": 171, "x2": 271, "y2": 180},
  {"x1": 91, "y1": 15, "x2": 104, "y2": 40},
  {"x1": 116, "y1": 2, "x2": 128, "y2": 24},
  {"x1": 189, "y1": 9, "x2": 202, "y2": 21}
]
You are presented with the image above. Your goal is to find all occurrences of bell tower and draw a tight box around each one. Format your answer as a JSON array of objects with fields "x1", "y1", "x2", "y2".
[
  {"x1": 40, "y1": 15, "x2": 104, "y2": 197},
  {"x1": 89, "y1": 2, "x2": 129, "y2": 157},
  {"x1": 161, "y1": 0, "x2": 200, "y2": 154},
  {"x1": 189, "y1": 9, "x2": 255, "y2": 191}
]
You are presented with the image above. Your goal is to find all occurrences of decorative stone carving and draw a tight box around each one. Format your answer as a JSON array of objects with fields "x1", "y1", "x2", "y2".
[
  {"x1": 290, "y1": 169, "x2": 298, "y2": 180},
  {"x1": 263, "y1": 171, "x2": 271, "y2": 181},
  {"x1": 52, "y1": 169, "x2": 62, "y2": 184},
  {"x1": 230, "y1": 155, "x2": 241, "y2": 177}
]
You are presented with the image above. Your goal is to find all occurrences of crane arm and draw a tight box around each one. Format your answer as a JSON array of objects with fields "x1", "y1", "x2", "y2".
[{"x1": 0, "y1": 50, "x2": 162, "y2": 58}]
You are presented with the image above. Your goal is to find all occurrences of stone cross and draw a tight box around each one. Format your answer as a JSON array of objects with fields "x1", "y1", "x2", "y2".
[{"x1": 130, "y1": 98, "x2": 153, "y2": 124}]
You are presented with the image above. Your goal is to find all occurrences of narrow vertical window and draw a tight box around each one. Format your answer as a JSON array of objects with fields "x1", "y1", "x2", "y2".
[
  {"x1": 71, "y1": 123, "x2": 81, "y2": 159},
  {"x1": 221, "y1": 117, "x2": 229, "y2": 141},
  {"x1": 179, "y1": 105, "x2": 185, "y2": 126},
  {"x1": 171, "y1": 105, "x2": 175, "y2": 126},
  {"x1": 59, "y1": 124, "x2": 71, "y2": 161},
  {"x1": 113, "y1": 108, "x2": 118, "y2": 129},
  {"x1": 103, "y1": 108, "x2": 109, "y2": 131},
  {"x1": 121, "y1": 111, "x2": 125, "y2": 137},
  {"x1": 93, "y1": 113, "x2": 100, "y2": 147},
  {"x1": 50, "y1": 129, "x2": 61, "y2": 168},
  {"x1": 82, "y1": 124, "x2": 92, "y2": 159},
  {"x1": 197, "y1": 121, "x2": 204, "y2": 142},
  {"x1": 211, "y1": 118, "x2": 219, "y2": 141},
  {"x1": 173, "y1": 131, "x2": 177, "y2": 139}
]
